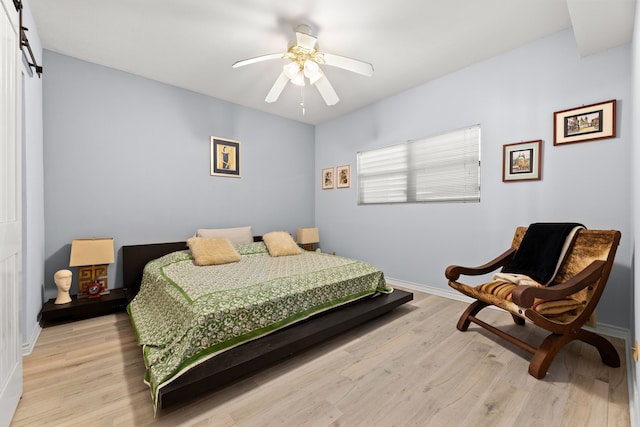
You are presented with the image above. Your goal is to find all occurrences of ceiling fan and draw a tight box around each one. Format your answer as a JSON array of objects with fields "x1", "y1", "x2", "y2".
[{"x1": 232, "y1": 25, "x2": 374, "y2": 107}]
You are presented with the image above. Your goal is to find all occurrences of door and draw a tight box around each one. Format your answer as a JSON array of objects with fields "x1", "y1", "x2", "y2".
[{"x1": 0, "y1": 0, "x2": 23, "y2": 424}]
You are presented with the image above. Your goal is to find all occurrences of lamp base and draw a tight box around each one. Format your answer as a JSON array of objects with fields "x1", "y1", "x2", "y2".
[
  {"x1": 77, "y1": 264, "x2": 110, "y2": 298},
  {"x1": 301, "y1": 243, "x2": 315, "y2": 251}
]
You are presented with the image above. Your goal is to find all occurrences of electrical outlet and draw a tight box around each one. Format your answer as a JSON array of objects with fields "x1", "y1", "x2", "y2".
[{"x1": 634, "y1": 340, "x2": 638, "y2": 363}]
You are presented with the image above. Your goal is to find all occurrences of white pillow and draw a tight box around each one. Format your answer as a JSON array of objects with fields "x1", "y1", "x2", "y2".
[{"x1": 195, "y1": 226, "x2": 253, "y2": 245}]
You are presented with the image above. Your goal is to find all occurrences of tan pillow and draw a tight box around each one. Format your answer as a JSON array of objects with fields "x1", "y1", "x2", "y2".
[
  {"x1": 263, "y1": 231, "x2": 302, "y2": 257},
  {"x1": 187, "y1": 237, "x2": 241, "y2": 266}
]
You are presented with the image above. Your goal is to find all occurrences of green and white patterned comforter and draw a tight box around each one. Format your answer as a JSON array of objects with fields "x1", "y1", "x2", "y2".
[{"x1": 127, "y1": 242, "x2": 392, "y2": 408}]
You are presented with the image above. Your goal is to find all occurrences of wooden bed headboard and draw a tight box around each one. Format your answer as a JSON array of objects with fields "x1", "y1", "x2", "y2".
[
  {"x1": 122, "y1": 241, "x2": 187, "y2": 300},
  {"x1": 122, "y1": 236, "x2": 263, "y2": 301}
]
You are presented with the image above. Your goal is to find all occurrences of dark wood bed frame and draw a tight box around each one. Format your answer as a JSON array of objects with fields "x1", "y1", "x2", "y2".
[{"x1": 122, "y1": 240, "x2": 414, "y2": 410}]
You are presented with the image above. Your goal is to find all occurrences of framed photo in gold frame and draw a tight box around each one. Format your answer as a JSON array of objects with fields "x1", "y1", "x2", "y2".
[
  {"x1": 553, "y1": 99, "x2": 616, "y2": 146},
  {"x1": 210, "y1": 136, "x2": 241, "y2": 177},
  {"x1": 336, "y1": 165, "x2": 351, "y2": 188},
  {"x1": 322, "y1": 167, "x2": 334, "y2": 189},
  {"x1": 502, "y1": 140, "x2": 542, "y2": 182}
]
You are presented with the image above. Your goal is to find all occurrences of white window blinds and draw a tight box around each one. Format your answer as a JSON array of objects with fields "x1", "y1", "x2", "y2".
[{"x1": 357, "y1": 125, "x2": 480, "y2": 204}]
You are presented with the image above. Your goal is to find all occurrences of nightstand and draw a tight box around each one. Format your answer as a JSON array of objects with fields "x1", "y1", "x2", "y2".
[{"x1": 39, "y1": 288, "x2": 128, "y2": 326}]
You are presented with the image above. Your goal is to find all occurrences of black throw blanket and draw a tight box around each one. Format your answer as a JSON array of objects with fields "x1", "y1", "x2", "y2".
[{"x1": 502, "y1": 222, "x2": 584, "y2": 285}]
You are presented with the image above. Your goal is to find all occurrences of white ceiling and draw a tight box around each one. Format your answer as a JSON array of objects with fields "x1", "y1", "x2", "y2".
[{"x1": 28, "y1": 0, "x2": 635, "y2": 125}]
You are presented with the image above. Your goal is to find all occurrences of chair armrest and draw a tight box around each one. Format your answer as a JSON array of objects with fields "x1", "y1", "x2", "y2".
[
  {"x1": 511, "y1": 260, "x2": 606, "y2": 308},
  {"x1": 445, "y1": 248, "x2": 516, "y2": 280}
]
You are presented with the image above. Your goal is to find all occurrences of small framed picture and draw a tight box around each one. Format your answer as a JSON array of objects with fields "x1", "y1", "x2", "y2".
[
  {"x1": 336, "y1": 165, "x2": 351, "y2": 188},
  {"x1": 322, "y1": 167, "x2": 334, "y2": 189},
  {"x1": 502, "y1": 140, "x2": 542, "y2": 182},
  {"x1": 210, "y1": 136, "x2": 241, "y2": 177},
  {"x1": 554, "y1": 99, "x2": 616, "y2": 145}
]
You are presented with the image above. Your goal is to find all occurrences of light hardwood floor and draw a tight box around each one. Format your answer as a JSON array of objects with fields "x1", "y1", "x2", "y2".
[{"x1": 12, "y1": 290, "x2": 630, "y2": 426}]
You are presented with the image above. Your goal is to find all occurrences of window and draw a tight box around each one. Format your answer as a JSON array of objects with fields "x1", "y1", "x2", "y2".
[{"x1": 357, "y1": 125, "x2": 480, "y2": 204}]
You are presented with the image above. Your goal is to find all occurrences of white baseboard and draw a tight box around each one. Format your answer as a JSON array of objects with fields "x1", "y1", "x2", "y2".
[
  {"x1": 388, "y1": 277, "x2": 475, "y2": 304},
  {"x1": 22, "y1": 322, "x2": 42, "y2": 356},
  {"x1": 387, "y1": 276, "x2": 637, "y2": 427}
]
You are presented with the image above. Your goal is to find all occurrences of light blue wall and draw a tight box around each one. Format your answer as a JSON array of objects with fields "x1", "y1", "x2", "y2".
[
  {"x1": 42, "y1": 52, "x2": 315, "y2": 298},
  {"x1": 315, "y1": 28, "x2": 632, "y2": 329}
]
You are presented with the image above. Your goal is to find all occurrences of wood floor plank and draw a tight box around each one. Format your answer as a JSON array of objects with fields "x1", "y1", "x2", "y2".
[{"x1": 11, "y1": 289, "x2": 630, "y2": 426}]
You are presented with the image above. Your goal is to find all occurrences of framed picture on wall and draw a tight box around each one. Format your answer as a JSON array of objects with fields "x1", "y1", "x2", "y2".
[
  {"x1": 210, "y1": 136, "x2": 241, "y2": 177},
  {"x1": 502, "y1": 140, "x2": 542, "y2": 182},
  {"x1": 336, "y1": 165, "x2": 351, "y2": 188},
  {"x1": 553, "y1": 99, "x2": 616, "y2": 145},
  {"x1": 322, "y1": 167, "x2": 334, "y2": 189}
]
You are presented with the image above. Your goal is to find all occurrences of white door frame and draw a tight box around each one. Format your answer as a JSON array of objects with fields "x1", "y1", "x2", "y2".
[{"x1": 0, "y1": 0, "x2": 24, "y2": 424}]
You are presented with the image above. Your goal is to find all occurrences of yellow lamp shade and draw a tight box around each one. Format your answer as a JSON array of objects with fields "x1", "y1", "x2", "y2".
[
  {"x1": 69, "y1": 238, "x2": 114, "y2": 267},
  {"x1": 296, "y1": 228, "x2": 319, "y2": 245}
]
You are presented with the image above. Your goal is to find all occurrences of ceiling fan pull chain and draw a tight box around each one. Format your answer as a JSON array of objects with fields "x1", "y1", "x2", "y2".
[{"x1": 300, "y1": 85, "x2": 306, "y2": 116}]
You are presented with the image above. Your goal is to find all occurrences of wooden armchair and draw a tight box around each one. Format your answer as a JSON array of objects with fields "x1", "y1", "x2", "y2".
[{"x1": 445, "y1": 226, "x2": 621, "y2": 379}]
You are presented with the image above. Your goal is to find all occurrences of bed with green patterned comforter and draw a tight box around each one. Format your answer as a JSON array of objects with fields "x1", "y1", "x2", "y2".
[{"x1": 127, "y1": 241, "x2": 392, "y2": 408}]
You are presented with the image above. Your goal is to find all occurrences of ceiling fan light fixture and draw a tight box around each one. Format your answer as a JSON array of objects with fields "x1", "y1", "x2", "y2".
[
  {"x1": 283, "y1": 62, "x2": 300, "y2": 80},
  {"x1": 291, "y1": 72, "x2": 305, "y2": 87},
  {"x1": 284, "y1": 61, "x2": 307, "y2": 86},
  {"x1": 303, "y1": 59, "x2": 320, "y2": 80}
]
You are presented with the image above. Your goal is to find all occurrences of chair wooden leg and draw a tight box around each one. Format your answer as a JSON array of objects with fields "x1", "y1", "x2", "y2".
[
  {"x1": 528, "y1": 333, "x2": 573, "y2": 379},
  {"x1": 511, "y1": 314, "x2": 525, "y2": 326},
  {"x1": 528, "y1": 328, "x2": 621, "y2": 379},
  {"x1": 576, "y1": 329, "x2": 621, "y2": 367},
  {"x1": 456, "y1": 300, "x2": 489, "y2": 331}
]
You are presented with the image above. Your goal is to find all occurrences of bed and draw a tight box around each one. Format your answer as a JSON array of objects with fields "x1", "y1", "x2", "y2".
[{"x1": 123, "y1": 232, "x2": 413, "y2": 411}]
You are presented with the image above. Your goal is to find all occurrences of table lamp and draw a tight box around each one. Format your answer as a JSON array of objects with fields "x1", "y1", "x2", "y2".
[
  {"x1": 296, "y1": 227, "x2": 319, "y2": 251},
  {"x1": 69, "y1": 238, "x2": 115, "y2": 298}
]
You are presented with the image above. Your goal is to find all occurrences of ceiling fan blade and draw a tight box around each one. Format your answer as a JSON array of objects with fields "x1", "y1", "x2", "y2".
[
  {"x1": 313, "y1": 72, "x2": 339, "y2": 106},
  {"x1": 321, "y1": 53, "x2": 374, "y2": 77},
  {"x1": 295, "y1": 31, "x2": 317, "y2": 50},
  {"x1": 265, "y1": 71, "x2": 290, "y2": 103},
  {"x1": 232, "y1": 53, "x2": 285, "y2": 68}
]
